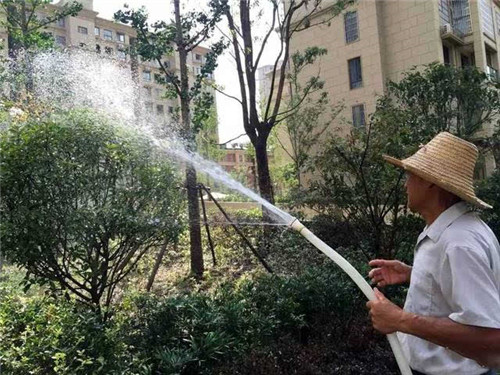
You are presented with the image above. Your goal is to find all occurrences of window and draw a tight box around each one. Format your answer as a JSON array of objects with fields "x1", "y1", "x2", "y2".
[
  {"x1": 144, "y1": 87, "x2": 152, "y2": 97},
  {"x1": 95, "y1": 26, "x2": 100, "y2": 36},
  {"x1": 156, "y1": 105, "x2": 164, "y2": 115},
  {"x1": 480, "y1": 0, "x2": 494, "y2": 38},
  {"x1": 344, "y1": 11, "x2": 359, "y2": 43},
  {"x1": 96, "y1": 44, "x2": 101, "y2": 53},
  {"x1": 461, "y1": 54, "x2": 472, "y2": 67},
  {"x1": 352, "y1": 104, "x2": 366, "y2": 127},
  {"x1": 443, "y1": 45, "x2": 451, "y2": 65},
  {"x1": 57, "y1": 18, "x2": 65, "y2": 27},
  {"x1": 55, "y1": 35, "x2": 66, "y2": 46},
  {"x1": 103, "y1": 29, "x2": 113, "y2": 40},
  {"x1": 348, "y1": 57, "x2": 362, "y2": 89},
  {"x1": 143, "y1": 70, "x2": 151, "y2": 81},
  {"x1": 104, "y1": 46, "x2": 113, "y2": 55},
  {"x1": 238, "y1": 154, "x2": 243, "y2": 162},
  {"x1": 145, "y1": 102, "x2": 153, "y2": 112},
  {"x1": 195, "y1": 53, "x2": 202, "y2": 61},
  {"x1": 225, "y1": 153, "x2": 236, "y2": 162},
  {"x1": 195, "y1": 66, "x2": 202, "y2": 75},
  {"x1": 168, "y1": 106, "x2": 174, "y2": 114},
  {"x1": 117, "y1": 32, "x2": 125, "y2": 42},
  {"x1": 496, "y1": 11, "x2": 500, "y2": 35},
  {"x1": 78, "y1": 26, "x2": 88, "y2": 35},
  {"x1": 155, "y1": 88, "x2": 162, "y2": 98}
]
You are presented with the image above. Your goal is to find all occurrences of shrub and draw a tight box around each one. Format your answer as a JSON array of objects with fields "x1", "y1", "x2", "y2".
[
  {"x1": 117, "y1": 264, "x2": 363, "y2": 374},
  {"x1": 0, "y1": 108, "x2": 184, "y2": 309},
  {"x1": 478, "y1": 170, "x2": 500, "y2": 238},
  {"x1": 0, "y1": 294, "x2": 127, "y2": 375}
]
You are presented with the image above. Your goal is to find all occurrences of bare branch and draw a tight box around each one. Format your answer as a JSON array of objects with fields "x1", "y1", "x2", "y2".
[
  {"x1": 218, "y1": 133, "x2": 247, "y2": 145},
  {"x1": 253, "y1": 2, "x2": 277, "y2": 70},
  {"x1": 212, "y1": 84, "x2": 242, "y2": 104}
]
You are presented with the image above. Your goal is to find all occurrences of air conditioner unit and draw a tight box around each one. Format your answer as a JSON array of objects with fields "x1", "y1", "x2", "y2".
[{"x1": 442, "y1": 23, "x2": 453, "y2": 34}]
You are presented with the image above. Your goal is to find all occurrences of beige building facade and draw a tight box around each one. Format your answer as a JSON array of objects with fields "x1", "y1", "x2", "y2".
[{"x1": 286, "y1": 0, "x2": 499, "y2": 173}]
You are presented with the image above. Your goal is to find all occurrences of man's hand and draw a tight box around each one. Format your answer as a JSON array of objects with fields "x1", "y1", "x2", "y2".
[
  {"x1": 366, "y1": 288, "x2": 406, "y2": 334},
  {"x1": 368, "y1": 259, "x2": 412, "y2": 286}
]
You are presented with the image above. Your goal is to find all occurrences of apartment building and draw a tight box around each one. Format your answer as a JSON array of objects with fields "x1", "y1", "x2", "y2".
[
  {"x1": 1, "y1": 0, "x2": 214, "y2": 122},
  {"x1": 219, "y1": 144, "x2": 257, "y2": 189},
  {"x1": 286, "y1": 0, "x2": 499, "y2": 174}
]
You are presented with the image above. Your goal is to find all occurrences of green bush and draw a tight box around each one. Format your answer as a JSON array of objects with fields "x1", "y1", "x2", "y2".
[
  {"x1": 117, "y1": 265, "x2": 362, "y2": 374},
  {"x1": 1, "y1": 262, "x2": 378, "y2": 375},
  {"x1": 0, "y1": 108, "x2": 184, "y2": 309},
  {"x1": 478, "y1": 170, "x2": 500, "y2": 238},
  {"x1": 0, "y1": 294, "x2": 128, "y2": 375}
]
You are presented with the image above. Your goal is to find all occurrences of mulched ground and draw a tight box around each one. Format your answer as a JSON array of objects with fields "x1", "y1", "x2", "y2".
[{"x1": 215, "y1": 317, "x2": 399, "y2": 375}]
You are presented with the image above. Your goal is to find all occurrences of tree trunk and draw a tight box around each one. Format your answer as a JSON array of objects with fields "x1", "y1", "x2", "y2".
[
  {"x1": 174, "y1": 0, "x2": 204, "y2": 278},
  {"x1": 254, "y1": 135, "x2": 274, "y2": 204},
  {"x1": 254, "y1": 134, "x2": 275, "y2": 252}
]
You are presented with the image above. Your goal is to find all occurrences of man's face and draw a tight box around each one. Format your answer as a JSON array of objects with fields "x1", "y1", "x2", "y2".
[{"x1": 404, "y1": 172, "x2": 431, "y2": 213}]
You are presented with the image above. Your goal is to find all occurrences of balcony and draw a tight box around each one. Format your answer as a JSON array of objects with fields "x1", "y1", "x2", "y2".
[
  {"x1": 441, "y1": 23, "x2": 466, "y2": 45},
  {"x1": 440, "y1": 0, "x2": 472, "y2": 44}
]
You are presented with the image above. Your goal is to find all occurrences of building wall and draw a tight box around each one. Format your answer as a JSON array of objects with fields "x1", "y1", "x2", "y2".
[
  {"x1": 286, "y1": 0, "x2": 498, "y2": 179},
  {"x1": 289, "y1": 0, "x2": 387, "y2": 139},
  {"x1": 377, "y1": 1, "x2": 442, "y2": 84}
]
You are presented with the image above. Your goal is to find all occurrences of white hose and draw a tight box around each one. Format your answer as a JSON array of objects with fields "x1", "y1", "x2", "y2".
[{"x1": 289, "y1": 219, "x2": 412, "y2": 375}]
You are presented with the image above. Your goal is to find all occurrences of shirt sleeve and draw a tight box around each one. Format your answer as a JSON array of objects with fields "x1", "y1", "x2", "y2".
[{"x1": 440, "y1": 245, "x2": 500, "y2": 329}]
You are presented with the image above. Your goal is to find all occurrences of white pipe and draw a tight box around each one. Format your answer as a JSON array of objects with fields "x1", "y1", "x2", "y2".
[{"x1": 289, "y1": 219, "x2": 412, "y2": 375}]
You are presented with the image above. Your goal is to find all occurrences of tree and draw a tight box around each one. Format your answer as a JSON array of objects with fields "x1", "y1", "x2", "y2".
[
  {"x1": 217, "y1": 0, "x2": 355, "y2": 204},
  {"x1": 115, "y1": 1, "x2": 227, "y2": 278},
  {"x1": 380, "y1": 63, "x2": 500, "y2": 140},
  {"x1": 0, "y1": 108, "x2": 184, "y2": 313},
  {"x1": 1, "y1": 0, "x2": 82, "y2": 92},
  {"x1": 275, "y1": 47, "x2": 342, "y2": 187},
  {"x1": 1, "y1": 0, "x2": 82, "y2": 54},
  {"x1": 300, "y1": 63, "x2": 500, "y2": 259}
]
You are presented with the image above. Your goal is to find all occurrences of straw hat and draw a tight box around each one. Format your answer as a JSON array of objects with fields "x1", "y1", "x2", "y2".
[{"x1": 383, "y1": 132, "x2": 492, "y2": 209}]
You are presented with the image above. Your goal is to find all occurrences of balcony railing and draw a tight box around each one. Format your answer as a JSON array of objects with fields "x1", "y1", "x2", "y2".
[
  {"x1": 440, "y1": 0, "x2": 472, "y2": 40},
  {"x1": 486, "y1": 66, "x2": 499, "y2": 82}
]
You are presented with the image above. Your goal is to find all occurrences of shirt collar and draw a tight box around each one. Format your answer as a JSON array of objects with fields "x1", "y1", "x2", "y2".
[{"x1": 416, "y1": 201, "x2": 471, "y2": 246}]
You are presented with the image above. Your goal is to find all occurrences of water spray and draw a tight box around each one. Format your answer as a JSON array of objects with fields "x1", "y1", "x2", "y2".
[
  {"x1": 11, "y1": 50, "x2": 411, "y2": 374},
  {"x1": 288, "y1": 218, "x2": 411, "y2": 375}
]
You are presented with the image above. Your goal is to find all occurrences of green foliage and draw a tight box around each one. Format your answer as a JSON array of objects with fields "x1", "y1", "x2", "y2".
[
  {"x1": 0, "y1": 0, "x2": 82, "y2": 52},
  {"x1": 117, "y1": 264, "x2": 362, "y2": 374},
  {"x1": 300, "y1": 63, "x2": 499, "y2": 259},
  {"x1": 478, "y1": 170, "x2": 500, "y2": 238},
  {"x1": 0, "y1": 108, "x2": 184, "y2": 309},
  {"x1": 114, "y1": 2, "x2": 227, "y2": 132},
  {"x1": 0, "y1": 293, "x2": 128, "y2": 375},
  {"x1": 378, "y1": 63, "x2": 500, "y2": 140},
  {"x1": 196, "y1": 106, "x2": 224, "y2": 162}
]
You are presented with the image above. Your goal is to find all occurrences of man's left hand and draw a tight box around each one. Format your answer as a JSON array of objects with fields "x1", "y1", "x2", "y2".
[{"x1": 366, "y1": 287, "x2": 405, "y2": 334}]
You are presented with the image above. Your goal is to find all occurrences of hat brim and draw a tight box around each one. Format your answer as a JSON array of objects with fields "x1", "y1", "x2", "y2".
[
  {"x1": 382, "y1": 155, "x2": 405, "y2": 169},
  {"x1": 382, "y1": 154, "x2": 493, "y2": 210}
]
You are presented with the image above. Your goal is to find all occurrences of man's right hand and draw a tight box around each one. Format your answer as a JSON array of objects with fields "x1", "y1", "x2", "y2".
[{"x1": 368, "y1": 259, "x2": 412, "y2": 287}]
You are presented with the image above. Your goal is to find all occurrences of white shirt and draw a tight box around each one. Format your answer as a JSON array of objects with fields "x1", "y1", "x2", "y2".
[{"x1": 397, "y1": 202, "x2": 500, "y2": 375}]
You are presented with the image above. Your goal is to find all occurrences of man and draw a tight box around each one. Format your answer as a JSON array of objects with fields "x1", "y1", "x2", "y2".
[{"x1": 366, "y1": 132, "x2": 500, "y2": 375}]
